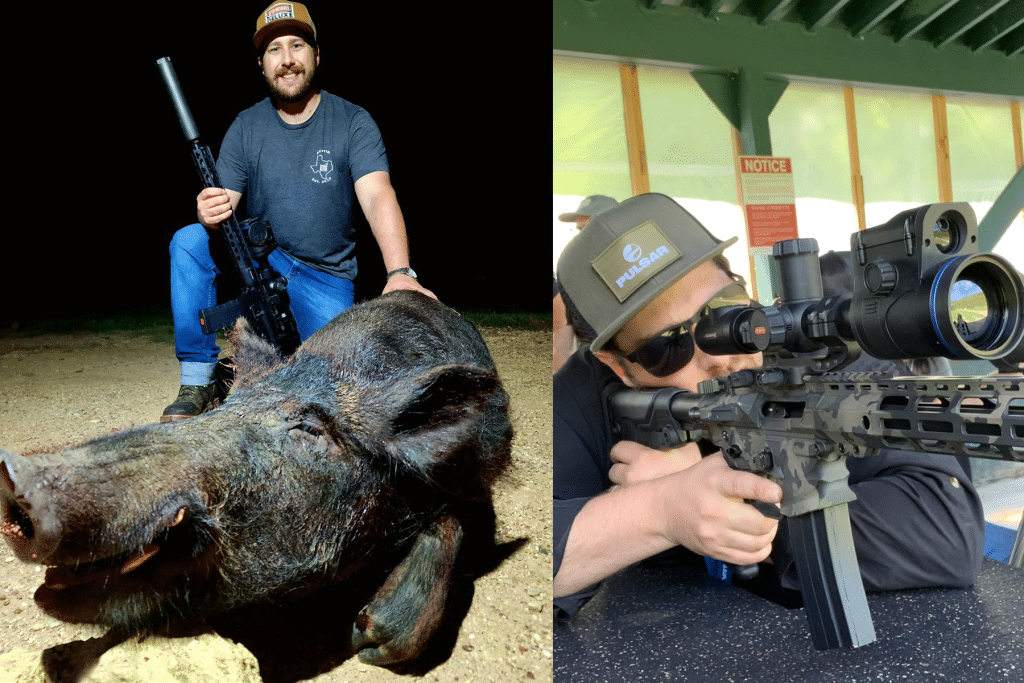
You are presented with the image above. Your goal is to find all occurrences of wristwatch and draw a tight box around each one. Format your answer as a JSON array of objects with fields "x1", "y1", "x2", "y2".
[{"x1": 387, "y1": 267, "x2": 418, "y2": 280}]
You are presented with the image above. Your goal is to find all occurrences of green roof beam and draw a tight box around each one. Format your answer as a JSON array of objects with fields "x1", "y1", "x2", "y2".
[
  {"x1": 553, "y1": 0, "x2": 1024, "y2": 98},
  {"x1": 691, "y1": 68, "x2": 789, "y2": 155},
  {"x1": 699, "y1": 1, "x2": 732, "y2": 18},
  {"x1": 758, "y1": 0, "x2": 799, "y2": 24},
  {"x1": 928, "y1": 0, "x2": 1011, "y2": 48},
  {"x1": 964, "y1": 2, "x2": 1024, "y2": 52},
  {"x1": 1001, "y1": 25, "x2": 1024, "y2": 57},
  {"x1": 892, "y1": 0, "x2": 959, "y2": 42},
  {"x1": 845, "y1": 0, "x2": 911, "y2": 38},
  {"x1": 800, "y1": 0, "x2": 853, "y2": 31}
]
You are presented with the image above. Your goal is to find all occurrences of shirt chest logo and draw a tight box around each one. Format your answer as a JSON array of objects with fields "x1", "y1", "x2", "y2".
[{"x1": 311, "y1": 150, "x2": 333, "y2": 184}]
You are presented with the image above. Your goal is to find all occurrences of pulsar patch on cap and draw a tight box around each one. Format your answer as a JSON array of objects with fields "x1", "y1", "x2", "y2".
[
  {"x1": 265, "y1": 3, "x2": 295, "y2": 22},
  {"x1": 591, "y1": 221, "x2": 682, "y2": 302}
]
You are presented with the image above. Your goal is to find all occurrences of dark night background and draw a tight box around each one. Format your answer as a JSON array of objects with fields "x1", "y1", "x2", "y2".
[{"x1": 6, "y1": 2, "x2": 544, "y2": 327}]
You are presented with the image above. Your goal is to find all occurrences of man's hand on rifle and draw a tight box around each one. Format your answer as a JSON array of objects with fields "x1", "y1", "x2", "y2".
[
  {"x1": 555, "y1": 452, "x2": 782, "y2": 598},
  {"x1": 197, "y1": 187, "x2": 241, "y2": 230},
  {"x1": 609, "y1": 440, "x2": 701, "y2": 487},
  {"x1": 653, "y1": 454, "x2": 782, "y2": 567},
  {"x1": 600, "y1": 414, "x2": 783, "y2": 568}
]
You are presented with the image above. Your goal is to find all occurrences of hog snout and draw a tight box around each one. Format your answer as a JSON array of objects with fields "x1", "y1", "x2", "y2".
[{"x1": 0, "y1": 450, "x2": 63, "y2": 564}]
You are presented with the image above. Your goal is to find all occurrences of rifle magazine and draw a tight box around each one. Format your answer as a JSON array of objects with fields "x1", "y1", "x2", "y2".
[{"x1": 788, "y1": 504, "x2": 877, "y2": 649}]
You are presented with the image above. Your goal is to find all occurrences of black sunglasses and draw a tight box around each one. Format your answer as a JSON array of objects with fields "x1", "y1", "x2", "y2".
[{"x1": 623, "y1": 280, "x2": 752, "y2": 377}]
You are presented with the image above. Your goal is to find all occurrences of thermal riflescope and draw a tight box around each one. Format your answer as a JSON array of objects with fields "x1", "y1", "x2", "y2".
[{"x1": 694, "y1": 203, "x2": 1024, "y2": 367}]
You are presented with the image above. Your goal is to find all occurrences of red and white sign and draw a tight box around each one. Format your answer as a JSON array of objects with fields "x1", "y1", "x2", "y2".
[{"x1": 738, "y1": 156, "x2": 798, "y2": 247}]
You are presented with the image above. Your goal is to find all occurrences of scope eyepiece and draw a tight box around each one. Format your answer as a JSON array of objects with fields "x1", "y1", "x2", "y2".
[
  {"x1": 693, "y1": 306, "x2": 760, "y2": 355},
  {"x1": 931, "y1": 214, "x2": 959, "y2": 254}
]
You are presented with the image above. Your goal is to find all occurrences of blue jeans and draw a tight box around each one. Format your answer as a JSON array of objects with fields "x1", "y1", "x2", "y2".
[{"x1": 169, "y1": 223, "x2": 354, "y2": 385}]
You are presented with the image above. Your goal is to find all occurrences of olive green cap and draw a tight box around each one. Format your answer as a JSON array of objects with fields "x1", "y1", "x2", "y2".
[{"x1": 556, "y1": 193, "x2": 737, "y2": 352}]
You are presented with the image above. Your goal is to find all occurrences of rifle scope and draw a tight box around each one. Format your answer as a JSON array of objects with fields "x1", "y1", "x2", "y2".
[{"x1": 694, "y1": 203, "x2": 1024, "y2": 366}]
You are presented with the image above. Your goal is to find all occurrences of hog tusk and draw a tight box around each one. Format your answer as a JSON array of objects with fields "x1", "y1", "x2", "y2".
[
  {"x1": 170, "y1": 507, "x2": 186, "y2": 526},
  {"x1": 121, "y1": 544, "x2": 160, "y2": 574}
]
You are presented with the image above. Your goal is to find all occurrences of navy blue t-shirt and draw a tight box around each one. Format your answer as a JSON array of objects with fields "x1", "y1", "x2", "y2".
[{"x1": 216, "y1": 92, "x2": 390, "y2": 279}]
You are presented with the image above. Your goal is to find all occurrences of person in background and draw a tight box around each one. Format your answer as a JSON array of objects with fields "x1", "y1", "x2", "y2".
[{"x1": 553, "y1": 196, "x2": 618, "y2": 373}]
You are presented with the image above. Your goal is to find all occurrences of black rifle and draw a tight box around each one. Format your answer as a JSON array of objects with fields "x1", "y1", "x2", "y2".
[
  {"x1": 156, "y1": 57, "x2": 301, "y2": 356},
  {"x1": 607, "y1": 203, "x2": 1023, "y2": 650}
]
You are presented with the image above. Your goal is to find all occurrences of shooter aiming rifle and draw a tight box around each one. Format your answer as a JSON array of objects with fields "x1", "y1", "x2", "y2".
[
  {"x1": 156, "y1": 57, "x2": 301, "y2": 357},
  {"x1": 608, "y1": 202, "x2": 1023, "y2": 650}
]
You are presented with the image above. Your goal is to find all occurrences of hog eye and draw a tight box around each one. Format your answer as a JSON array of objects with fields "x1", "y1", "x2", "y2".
[
  {"x1": 287, "y1": 427, "x2": 318, "y2": 452},
  {"x1": 288, "y1": 421, "x2": 346, "y2": 460}
]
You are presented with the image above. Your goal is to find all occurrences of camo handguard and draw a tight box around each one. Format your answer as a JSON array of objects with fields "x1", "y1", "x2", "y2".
[{"x1": 607, "y1": 369, "x2": 1023, "y2": 649}]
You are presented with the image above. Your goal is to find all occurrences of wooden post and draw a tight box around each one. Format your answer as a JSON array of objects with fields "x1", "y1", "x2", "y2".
[
  {"x1": 619, "y1": 64, "x2": 650, "y2": 196},
  {"x1": 932, "y1": 95, "x2": 953, "y2": 202},
  {"x1": 844, "y1": 88, "x2": 866, "y2": 232}
]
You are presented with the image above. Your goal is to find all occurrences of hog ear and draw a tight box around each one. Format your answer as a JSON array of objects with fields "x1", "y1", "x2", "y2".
[
  {"x1": 229, "y1": 317, "x2": 285, "y2": 389},
  {"x1": 387, "y1": 365, "x2": 508, "y2": 472}
]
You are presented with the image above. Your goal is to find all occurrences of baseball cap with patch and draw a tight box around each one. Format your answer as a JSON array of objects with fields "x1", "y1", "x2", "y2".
[
  {"x1": 556, "y1": 193, "x2": 738, "y2": 352},
  {"x1": 254, "y1": 2, "x2": 317, "y2": 51}
]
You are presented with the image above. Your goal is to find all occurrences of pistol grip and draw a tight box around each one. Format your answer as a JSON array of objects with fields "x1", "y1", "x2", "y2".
[
  {"x1": 729, "y1": 500, "x2": 783, "y2": 581},
  {"x1": 729, "y1": 563, "x2": 760, "y2": 581}
]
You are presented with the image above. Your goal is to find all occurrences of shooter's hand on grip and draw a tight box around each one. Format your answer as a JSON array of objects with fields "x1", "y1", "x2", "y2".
[
  {"x1": 661, "y1": 454, "x2": 781, "y2": 570},
  {"x1": 197, "y1": 187, "x2": 240, "y2": 230},
  {"x1": 611, "y1": 443, "x2": 782, "y2": 570},
  {"x1": 555, "y1": 448, "x2": 782, "y2": 600}
]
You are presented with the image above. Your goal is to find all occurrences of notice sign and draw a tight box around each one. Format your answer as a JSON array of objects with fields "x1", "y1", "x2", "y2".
[{"x1": 738, "y1": 156, "x2": 798, "y2": 247}]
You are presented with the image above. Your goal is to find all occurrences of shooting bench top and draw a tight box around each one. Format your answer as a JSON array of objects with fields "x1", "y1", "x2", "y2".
[{"x1": 554, "y1": 558, "x2": 1022, "y2": 682}]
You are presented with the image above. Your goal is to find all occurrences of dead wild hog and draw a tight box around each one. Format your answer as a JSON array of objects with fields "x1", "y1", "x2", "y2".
[{"x1": 0, "y1": 290, "x2": 513, "y2": 666}]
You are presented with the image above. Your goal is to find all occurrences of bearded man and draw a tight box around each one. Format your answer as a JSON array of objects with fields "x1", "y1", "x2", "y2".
[{"x1": 163, "y1": 2, "x2": 433, "y2": 421}]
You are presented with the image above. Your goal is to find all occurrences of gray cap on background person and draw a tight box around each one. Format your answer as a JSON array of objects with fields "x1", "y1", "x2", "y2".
[
  {"x1": 558, "y1": 195, "x2": 620, "y2": 223},
  {"x1": 556, "y1": 193, "x2": 737, "y2": 352}
]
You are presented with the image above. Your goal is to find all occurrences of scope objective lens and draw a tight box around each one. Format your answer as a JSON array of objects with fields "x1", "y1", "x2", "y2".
[{"x1": 931, "y1": 255, "x2": 1022, "y2": 358}]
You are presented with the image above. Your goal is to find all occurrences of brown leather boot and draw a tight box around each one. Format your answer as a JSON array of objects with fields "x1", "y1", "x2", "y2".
[{"x1": 160, "y1": 384, "x2": 217, "y2": 422}]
